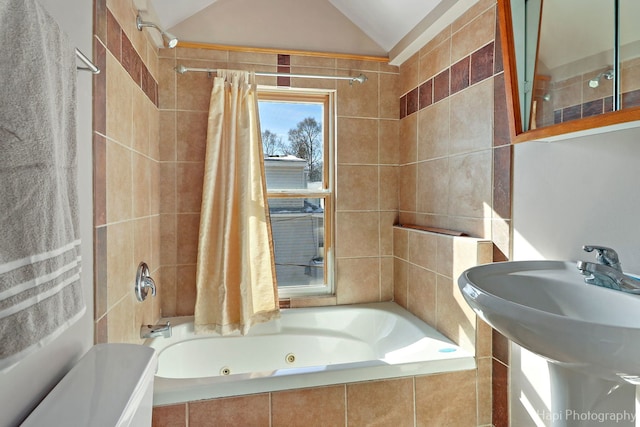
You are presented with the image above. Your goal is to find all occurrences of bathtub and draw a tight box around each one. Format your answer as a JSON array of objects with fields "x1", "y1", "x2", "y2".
[{"x1": 146, "y1": 302, "x2": 475, "y2": 405}]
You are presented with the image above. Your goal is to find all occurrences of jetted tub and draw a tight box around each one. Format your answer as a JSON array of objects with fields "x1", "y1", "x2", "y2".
[{"x1": 146, "y1": 302, "x2": 475, "y2": 405}]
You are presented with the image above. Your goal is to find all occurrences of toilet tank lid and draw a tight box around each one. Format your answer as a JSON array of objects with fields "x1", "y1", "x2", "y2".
[{"x1": 21, "y1": 343, "x2": 157, "y2": 427}]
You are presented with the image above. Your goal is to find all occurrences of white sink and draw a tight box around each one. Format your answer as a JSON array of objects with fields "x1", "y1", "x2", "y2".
[{"x1": 458, "y1": 260, "x2": 640, "y2": 383}]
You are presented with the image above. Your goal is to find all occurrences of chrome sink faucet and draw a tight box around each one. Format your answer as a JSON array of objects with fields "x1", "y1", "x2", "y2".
[
  {"x1": 577, "y1": 245, "x2": 640, "y2": 294},
  {"x1": 582, "y1": 245, "x2": 622, "y2": 272}
]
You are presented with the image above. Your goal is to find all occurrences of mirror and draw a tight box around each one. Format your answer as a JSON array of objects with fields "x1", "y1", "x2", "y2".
[{"x1": 498, "y1": 0, "x2": 640, "y2": 142}]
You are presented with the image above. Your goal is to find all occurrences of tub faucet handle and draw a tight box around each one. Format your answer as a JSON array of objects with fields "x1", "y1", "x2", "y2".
[{"x1": 135, "y1": 262, "x2": 157, "y2": 302}]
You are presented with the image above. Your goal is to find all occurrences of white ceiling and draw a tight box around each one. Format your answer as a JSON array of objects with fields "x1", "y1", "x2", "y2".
[{"x1": 146, "y1": 0, "x2": 478, "y2": 64}]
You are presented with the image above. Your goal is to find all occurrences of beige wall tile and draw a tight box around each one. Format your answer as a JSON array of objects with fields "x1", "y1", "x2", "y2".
[
  {"x1": 449, "y1": 79, "x2": 494, "y2": 155},
  {"x1": 451, "y1": 7, "x2": 496, "y2": 63},
  {"x1": 409, "y1": 231, "x2": 438, "y2": 271},
  {"x1": 106, "y1": 292, "x2": 136, "y2": 343},
  {"x1": 176, "y1": 162, "x2": 204, "y2": 213},
  {"x1": 131, "y1": 152, "x2": 151, "y2": 218},
  {"x1": 106, "y1": 53, "x2": 133, "y2": 146},
  {"x1": 416, "y1": 158, "x2": 449, "y2": 215},
  {"x1": 347, "y1": 378, "x2": 414, "y2": 427},
  {"x1": 152, "y1": 404, "x2": 186, "y2": 427},
  {"x1": 160, "y1": 265, "x2": 177, "y2": 317},
  {"x1": 159, "y1": 111, "x2": 176, "y2": 161},
  {"x1": 290, "y1": 55, "x2": 336, "y2": 68},
  {"x1": 337, "y1": 73, "x2": 379, "y2": 118},
  {"x1": 398, "y1": 163, "x2": 417, "y2": 214},
  {"x1": 436, "y1": 274, "x2": 476, "y2": 352},
  {"x1": 419, "y1": 37, "x2": 451, "y2": 82},
  {"x1": 131, "y1": 89, "x2": 150, "y2": 155},
  {"x1": 133, "y1": 218, "x2": 151, "y2": 267},
  {"x1": 476, "y1": 356, "x2": 493, "y2": 425},
  {"x1": 272, "y1": 386, "x2": 346, "y2": 427},
  {"x1": 335, "y1": 212, "x2": 380, "y2": 257},
  {"x1": 176, "y1": 264, "x2": 197, "y2": 316},
  {"x1": 379, "y1": 119, "x2": 400, "y2": 165},
  {"x1": 337, "y1": 165, "x2": 379, "y2": 211},
  {"x1": 400, "y1": 52, "x2": 419, "y2": 94},
  {"x1": 176, "y1": 213, "x2": 200, "y2": 265},
  {"x1": 379, "y1": 166, "x2": 398, "y2": 211},
  {"x1": 189, "y1": 394, "x2": 270, "y2": 427},
  {"x1": 380, "y1": 256, "x2": 394, "y2": 300},
  {"x1": 336, "y1": 258, "x2": 381, "y2": 304},
  {"x1": 417, "y1": 99, "x2": 450, "y2": 161},
  {"x1": 399, "y1": 113, "x2": 417, "y2": 165},
  {"x1": 415, "y1": 370, "x2": 478, "y2": 426},
  {"x1": 106, "y1": 140, "x2": 132, "y2": 223},
  {"x1": 337, "y1": 117, "x2": 378, "y2": 164},
  {"x1": 380, "y1": 72, "x2": 400, "y2": 119},
  {"x1": 447, "y1": 151, "x2": 492, "y2": 219},
  {"x1": 176, "y1": 47, "x2": 228, "y2": 61},
  {"x1": 393, "y1": 258, "x2": 409, "y2": 308},
  {"x1": 407, "y1": 264, "x2": 437, "y2": 326},
  {"x1": 106, "y1": 221, "x2": 134, "y2": 307}
]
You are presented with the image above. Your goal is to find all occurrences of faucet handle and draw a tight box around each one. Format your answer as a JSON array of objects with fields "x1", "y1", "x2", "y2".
[{"x1": 582, "y1": 245, "x2": 622, "y2": 271}]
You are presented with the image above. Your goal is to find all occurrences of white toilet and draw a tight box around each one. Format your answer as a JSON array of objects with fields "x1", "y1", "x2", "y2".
[{"x1": 21, "y1": 343, "x2": 157, "y2": 427}]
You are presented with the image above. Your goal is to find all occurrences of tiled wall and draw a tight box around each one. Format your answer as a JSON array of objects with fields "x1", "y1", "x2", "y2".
[
  {"x1": 157, "y1": 48, "x2": 400, "y2": 315},
  {"x1": 93, "y1": 0, "x2": 162, "y2": 343},
  {"x1": 153, "y1": 371, "x2": 480, "y2": 427},
  {"x1": 397, "y1": 0, "x2": 512, "y2": 425}
]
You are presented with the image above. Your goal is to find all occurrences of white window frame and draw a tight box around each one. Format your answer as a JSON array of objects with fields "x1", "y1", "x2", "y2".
[{"x1": 258, "y1": 87, "x2": 336, "y2": 298}]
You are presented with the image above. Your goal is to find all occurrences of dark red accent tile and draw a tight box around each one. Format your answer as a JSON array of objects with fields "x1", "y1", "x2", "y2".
[
  {"x1": 94, "y1": 226, "x2": 108, "y2": 319},
  {"x1": 554, "y1": 110, "x2": 562, "y2": 124},
  {"x1": 494, "y1": 11, "x2": 504, "y2": 74},
  {"x1": 493, "y1": 243, "x2": 508, "y2": 262},
  {"x1": 406, "y1": 87, "x2": 419, "y2": 115},
  {"x1": 106, "y1": 9, "x2": 121, "y2": 61},
  {"x1": 604, "y1": 96, "x2": 614, "y2": 112},
  {"x1": 277, "y1": 65, "x2": 290, "y2": 87},
  {"x1": 582, "y1": 99, "x2": 603, "y2": 118},
  {"x1": 451, "y1": 56, "x2": 470, "y2": 94},
  {"x1": 93, "y1": 134, "x2": 107, "y2": 226},
  {"x1": 419, "y1": 79, "x2": 433, "y2": 110},
  {"x1": 562, "y1": 104, "x2": 581, "y2": 122},
  {"x1": 433, "y1": 69, "x2": 450, "y2": 102},
  {"x1": 493, "y1": 73, "x2": 510, "y2": 146},
  {"x1": 142, "y1": 66, "x2": 158, "y2": 106},
  {"x1": 471, "y1": 42, "x2": 495, "y2": 85},
  {"x1": 277, "y1": 54, "x2": 290, "y2": 66},
  {"x1": 400, "y1": 94, "x2": 407, "y2": 119},
  {"x1": 93, "y1": 38, "x2": 106, "y2": 135},
  {"x1": 493, "y1": 329, "x2": 509, "y2": 365},
  {"x1": 493, "y1": 359, "x2": 509, "y2": 427},
  {"x1": 493, "y1": 145, "x2": 512, "y2": 220},
  {"x1": 94, "y1": 0, "x2": 107, "y2": 44},
  {"x1": 279, "y1": 299, "x2": 291, "y2": 309},
  {"x1": 122, "y1": 32, "x2": 142, "y2": 85},
  {"x1": 622, "y1": 89, "x2": 640, "y2": 108}
]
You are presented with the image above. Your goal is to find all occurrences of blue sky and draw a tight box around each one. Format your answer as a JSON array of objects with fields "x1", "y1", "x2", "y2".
[{"x1": 258, "y1": 101, "x2": 323, "y2": 142}]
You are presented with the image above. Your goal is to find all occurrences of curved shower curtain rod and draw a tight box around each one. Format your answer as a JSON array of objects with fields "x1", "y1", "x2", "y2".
[{"x1": 174, "y1": 64, "x2": 367, "y2": 85}]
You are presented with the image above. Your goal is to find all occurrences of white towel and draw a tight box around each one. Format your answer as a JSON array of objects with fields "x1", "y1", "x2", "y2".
[{"x1": 0, "y1": 0, "x2": 85, "y2": 372}]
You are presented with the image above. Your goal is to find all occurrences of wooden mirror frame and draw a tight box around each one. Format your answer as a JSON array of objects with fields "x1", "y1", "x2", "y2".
[{"x1": 497, "y1": 0, "x2": 640, "y2": 143}]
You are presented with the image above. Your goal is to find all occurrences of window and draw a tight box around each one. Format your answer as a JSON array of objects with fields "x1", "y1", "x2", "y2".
[{"x1": 258, "y1": 88, "x2": 334, "y2": 298}]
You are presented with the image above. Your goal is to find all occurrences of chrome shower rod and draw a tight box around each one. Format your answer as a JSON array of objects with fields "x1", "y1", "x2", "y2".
[{"x1": 174, "y1": 64, "x2": 367, "y2": 85}]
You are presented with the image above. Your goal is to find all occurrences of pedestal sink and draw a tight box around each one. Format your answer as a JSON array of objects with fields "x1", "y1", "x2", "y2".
[{"x1": 458, "y1": 260, "x2": 640, "y2": 427}]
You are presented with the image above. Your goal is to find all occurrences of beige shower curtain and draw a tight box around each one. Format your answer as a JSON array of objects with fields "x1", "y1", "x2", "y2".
[{"x1": 194, "y1": 70, "x2": 279, "y2": 335}]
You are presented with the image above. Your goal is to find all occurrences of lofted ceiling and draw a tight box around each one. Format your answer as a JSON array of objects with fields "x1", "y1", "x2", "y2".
[{"x1": 145, "y1": 0, "x2": 479, "y2": 65}]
